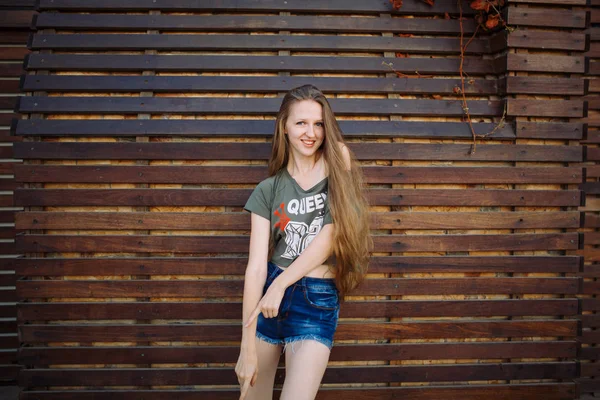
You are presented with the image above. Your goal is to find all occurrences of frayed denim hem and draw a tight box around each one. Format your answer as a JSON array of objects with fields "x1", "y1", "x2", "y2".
[
  {"x1": 256, "y1": 331, "x2": 283, "y2": 346},
  {"x1": 283, "y1": 334, "x2": 333, "y2": 352}
]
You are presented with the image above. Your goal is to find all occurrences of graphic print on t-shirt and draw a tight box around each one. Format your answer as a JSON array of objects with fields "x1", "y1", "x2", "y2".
[{"x1": 273, "y1": 192, "x2": 328, "y2": 260}]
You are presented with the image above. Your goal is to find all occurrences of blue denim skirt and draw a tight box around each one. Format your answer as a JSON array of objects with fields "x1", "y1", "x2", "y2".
[{"x1": 256, "y1": 261, "x2": 340, "y2": 350}]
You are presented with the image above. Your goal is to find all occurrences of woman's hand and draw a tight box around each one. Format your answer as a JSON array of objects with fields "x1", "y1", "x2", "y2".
[
  {"x1": 245, "y1": 279, "x2": 286, "y2": 326},
  {"x1": 235, "y1": 350, "x2": 258, "y2": 400}
]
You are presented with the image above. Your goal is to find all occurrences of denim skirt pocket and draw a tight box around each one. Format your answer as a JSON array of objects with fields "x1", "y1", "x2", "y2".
[{"x1": 304, "y1": 285, "x2": 339, "y2": 310}]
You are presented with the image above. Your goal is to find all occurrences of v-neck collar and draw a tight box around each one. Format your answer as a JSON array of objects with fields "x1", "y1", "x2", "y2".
[{"x1": 283, "y1": 168, "x2": 327, "y2": 193}]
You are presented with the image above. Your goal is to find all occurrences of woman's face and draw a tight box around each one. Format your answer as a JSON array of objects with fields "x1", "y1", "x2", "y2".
[{"x1": 284, "y1": 100, "x2": 325, "y2": 161}]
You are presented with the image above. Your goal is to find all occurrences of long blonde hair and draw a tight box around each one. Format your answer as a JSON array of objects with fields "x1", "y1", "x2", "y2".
[{"x1": 268, "y1": 84, "x2": 372, "y2": 296}]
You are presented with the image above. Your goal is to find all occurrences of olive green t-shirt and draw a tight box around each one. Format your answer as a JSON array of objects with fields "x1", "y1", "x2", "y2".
[{"x1": 244, "y1": 168, "x2": 333, "y2": 268}]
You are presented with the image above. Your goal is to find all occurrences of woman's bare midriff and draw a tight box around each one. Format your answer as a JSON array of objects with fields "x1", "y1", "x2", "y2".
[{"x1": 276, "y1": 263, "x2": 336, "y2": 279}]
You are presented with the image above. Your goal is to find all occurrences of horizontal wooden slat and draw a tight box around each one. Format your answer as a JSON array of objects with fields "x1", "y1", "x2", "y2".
[
  {"x1": 0, "y1": 350, "x2": 17, "y2": 364},
  {"x1": 507, "y1": 30, "x2": 586, "y2": 51},
  {"x1": 15, "y1": 233, "x2": 580, "y2": 253},
  {"x1": 24, "y1": 54, "x2": 503, "y2": 75},
  {"x1": 0, "y1": 30, "x2": 30, "y2": 45},
  {"x1": 0, "y1": 304, "x2": 16, "y2": 318},
  {"x1": 17, "y1": 299, "x2": 579, "y2": 320},
  {"x1": 0, "y1": 63, "x2": 24, "y2": 77},
  {"x1": 28, "y1": 33, "x2": 490, "y2": 54},
  {"x1": 508, "y1": 53, "x2": 585, "y2": 73},
  {"x1": 0, "y1": 10, "x2": 34, "y2": 28},
  {"x1": 0, "y1": 79, "x2": 20, "y2": 94},
  {"x1": 14, "y1": 188, "x2": 582, "y2": 207},
  {"x1": 33, "y1": 13, "x2": 479, "y2": 34},
  {"x1": 35, "y1": 0, "x2": 474, "y2": 14},
  {"x1": 16, "y1": 277, "x2": 579, "y2": 298},
  {"x1": 18, "y1": 362, "x2": 576, "y2": 386},
  {"x1": 0, "y1": 47, "x2": 28, "y2": 61},
  {"x1": 19, "y1": 320, "x2": 578, "y2": 342},
  {"x1": 18, "y1": 341, "x2": 577, "y2": 365},
  {"x1": 507, "y1": 7, "x2": 586, "y2": 28},
  {"x1": 16, "y1": 96, "x2": 504, "y2": 117},
  {"x1": 13, "y1": 256, "x2": 580, "y2": 276},
  {"x1": 580, "y1": 165, "x2": 600, "y2": 178},
  {"x1": 13, "y1": 166, "x2": 583, "y2": 184},
  {"x1": 0, "y1": 365, "x2": 20, "y2": 382},
  {"x1": 0, "y1": 273, "x2": 15, "y2": 286},
  {"x1": 0, "y1": 289, "x2": 17, "y2": 302},
  {"x1": 506, "y1": 77, "x2": 585, "y2": 95},
  {"x1": 20, "y1": 75, "x2": 498, "y2": 95},
  {"x1": 12, "y1": 119, "x2": 517, "y2": 139},
  {"x1": 12, "y1": 142, "x2": 582, "y2": 162},
  {"x1": 14, "y1": 211, "x2": 581, "y2": 230},
  {"x1": 15, "y1": 384, "x2": 578, "y2": 400},
  {"x1": 508, "y1": 99, "x2": 583, "y2": 118}
]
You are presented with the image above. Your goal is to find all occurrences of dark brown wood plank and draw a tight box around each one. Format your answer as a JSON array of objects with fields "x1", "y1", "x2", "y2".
[
  {"x1": 18, "y1": 341, "x2": 577, "y2": 365},
  {"x1": 15, "y1": 233, "x2": 579, "y2": 253},
  {"x1": 0, "y1": 304, "x2": 16, "y2": 318},
  {"x1": 0, "y1": 46, "x2": 28, "y2": 61},
  {"x1": 0, "y1": 320, "x2": 17, "y2": 334},
  {"x1": 0, "y1": 30, "x2": 30, "y2": 45},
  {"x1": 515, "y1": 122, "x2": 584, "y2": 139},
  {"x1": 0, "y1": 365, "x2": 20, "y2": 382},
  {"x1": 16, "y1": 277, "x2": 579, "y2": 298},
  {"x1": 507, "y1": 7, "x2": 586, "y2": 28},
  {"x1": 0, "y1": 79, "x2": 20, "y2": 93},
  {"x1": 19, "y1": 320, "x2": 578, "y2": 342},
  {"x1": 16, "y1": 97, "x2": 504, "y2": 117},
  {"x1": 21, "y1": 75, "x2": 497, "y2": 95},
  {"x1": 507, "y1": 99, "x2": 583, "y2": 118},
  {"x1": 507, "y1": 53, "x2": 585, "y2": 73},
  {"x1": 13, "y1": 165, "x2": 583, "y2": 184},
  {"x1": 0, "y1": 11, "x2": 34, "y2": 28},
  {"x1": 0, "y1": 63, "x2": 24, "y2": 77},
  {"x1": 16, "y1": 384, "x2": 578, "y2": 400},
  {"x1": 12, "y1": 119, "x2": 517, "y2": 139},
  {"x1": 0, "y1": 289, "x2": 16, "y2": 302},
  {"x1": 507, "y1": 30, "x2": 585, "y2": 51},
  {"x1": 29, "y1": 33, "x2": 490, "y2": 54},
  {"x1": 35, "y1": 0, "x2": 474, "y2": 14},
  {"x1": 506, "y1": 77, "x2": 585, "y2": 95},
  {"x1": 17, "y1": 299, "x2": 578, "y2": 321},
  {"x1": 14, "y1": 211, "x2": 581, "y2": 230},
  {"x1": 24, "y1": 54, "x2": 500, "y2": 75},
  {"x1": 34, "y1": 13, "x2": 479, "y2": 34},
  {"x1": 18, "y1": 362, "x2": 576, "y2": 386},
  {"x1": 13, "y1": 188, "x2": 582, "y2": 207},
  {"x1": 13, "y1": 142, "x2": 582, "y2": 162},
  {"x1": 0, "y1": 273, "x2": 15, "y2": 286},
  {"x1": 13, "y1": 255, "x2": 580, "y2": 276}
]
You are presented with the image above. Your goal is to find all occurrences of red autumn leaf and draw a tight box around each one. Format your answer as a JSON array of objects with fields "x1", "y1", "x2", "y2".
[
  {"x1": 389, "y1": 0, "x2": 403, "y2": 10},
  {"x1": 485, "y1": 13, "x2": 500, "y2": 29},
  {"x1": 395, "y1": 52, "x2": 409, "y2": 58},
  {"x1": 421, "y1": 0, "x2": 434, "y2": 6},
  {"x1": 444, "y1": 12, "x2": 451, "y2": 20},
  {"x1": 470, "y1": 0, "x2": 490, "y2": 12},
  {"x1": 453, "y1": 86, "x2": 462, "y2": 94}
]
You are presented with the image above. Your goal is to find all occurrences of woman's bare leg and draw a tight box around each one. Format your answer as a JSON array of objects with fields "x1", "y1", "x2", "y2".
[
  {"x1": 280, "y1": 340, "x2": 331, "y2": 400},
  {"x1": 244, "y1": 337, "x2": 282, "y2": 400}
]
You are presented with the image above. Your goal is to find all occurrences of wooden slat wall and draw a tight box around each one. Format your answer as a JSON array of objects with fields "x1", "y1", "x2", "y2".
[
  {"x1": 581, "y1": 0, "x2": 600, "y2": 398},
  {"x1": 0, "y1": 0, "x2": 34, "y2": 387},
  {"x1": 11, "y1": 0, "x2": 589, "y2": 398}
]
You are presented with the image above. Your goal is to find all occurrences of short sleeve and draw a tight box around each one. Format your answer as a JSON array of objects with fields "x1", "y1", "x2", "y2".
[{"x1": 244, "y1": 179, "x2": 273, "y2": 221}]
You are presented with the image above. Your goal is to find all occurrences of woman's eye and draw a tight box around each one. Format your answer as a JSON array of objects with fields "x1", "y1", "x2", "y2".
[{"x1": 316, "y1": 122, "x2": 324, "y2": 127}]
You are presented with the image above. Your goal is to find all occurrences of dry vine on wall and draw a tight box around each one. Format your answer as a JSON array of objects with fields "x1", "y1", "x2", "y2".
[{"x1": 389, "y1": 0, "x2": 507, "y2": 153}]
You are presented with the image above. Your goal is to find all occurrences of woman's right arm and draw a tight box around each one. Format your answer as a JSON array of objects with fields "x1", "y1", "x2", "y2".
[
  {"x1": 241, "y1": 212, "x2": 271, "y2": 348},
  {"x1": 236, "y1": 212, "x2": 271, "y2": 397}
]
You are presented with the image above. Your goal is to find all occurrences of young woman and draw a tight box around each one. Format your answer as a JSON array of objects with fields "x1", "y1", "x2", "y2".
[{"x1": 235, "y1": 84, "x2": 372, "y2": 400}]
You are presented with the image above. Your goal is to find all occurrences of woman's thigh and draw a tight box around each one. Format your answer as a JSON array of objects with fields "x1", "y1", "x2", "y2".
[
  {"x1": 244, "y1": 337, "x2": 283, "y2": 400},
  {"x1": 280, "y1": 340, "x2": 331, "y2": 400}
]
